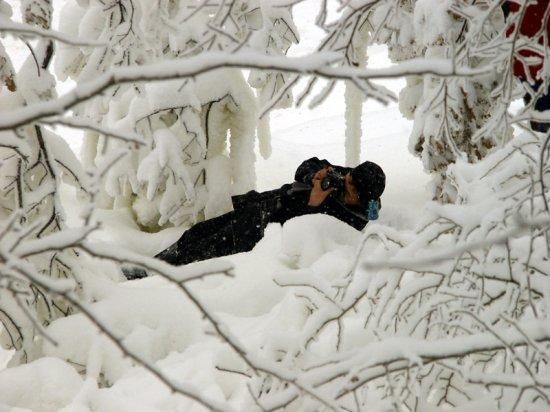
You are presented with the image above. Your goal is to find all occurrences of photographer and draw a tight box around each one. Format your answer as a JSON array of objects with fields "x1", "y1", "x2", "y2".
[{"x1": 124, "y1": 157, "x2": 385, "y2": 277}]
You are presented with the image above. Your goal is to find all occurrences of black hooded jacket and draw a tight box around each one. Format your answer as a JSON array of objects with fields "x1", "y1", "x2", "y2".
[
  {"x1": 232, "y1": 157, "x2": 369, "y2": 231},
  {"x1": 153, "y1": 157, "x2": 370, "y2": 267}
]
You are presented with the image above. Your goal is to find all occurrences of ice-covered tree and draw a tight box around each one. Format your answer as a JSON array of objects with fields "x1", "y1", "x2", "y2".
[
  {"x1": 0, "y1": 0, "x2": 85, "y2": 365},
  {"x1": 55, "y1": 0, "x2": 299, "y2": 230},
  {"x1": 368, "y1": 0, "x2": 514, "y2": 202},
  {"x1": 1, "y1": 0, "x2": 549, "y2": 410}
]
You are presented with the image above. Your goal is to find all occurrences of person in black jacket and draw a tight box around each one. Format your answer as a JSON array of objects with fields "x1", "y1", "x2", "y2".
[{"x1": 123, "y1": 158, "x2": 385, "y2": 278}]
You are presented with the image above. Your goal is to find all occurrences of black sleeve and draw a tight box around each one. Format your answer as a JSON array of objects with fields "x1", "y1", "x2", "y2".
[
  {"x1": 231, "y1": 190, "x2": 261, "y2": 210},
  {"x1": 317, "y1": 195, "x2": 369, "y2": 231},
  {"x1": 232, "y1": 188, "x2": 284, "y2": 210},
  {"x1": 294, "y1": 157, "x2": 333, "y2": 185}
]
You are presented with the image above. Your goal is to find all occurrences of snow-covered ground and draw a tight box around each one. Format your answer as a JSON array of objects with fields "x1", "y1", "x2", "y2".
[{"x1": 0, "y1": 1, "x2": 432, "y2": 411}]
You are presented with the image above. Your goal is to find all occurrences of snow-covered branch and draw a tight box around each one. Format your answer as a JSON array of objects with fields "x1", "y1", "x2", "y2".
[
  {"x1": 262, "y1": 321, "x2": 550, "y2": 409},
  {"x1": 2, "y1": 1, "x2": 549, "y2": 410},
  {"x1": 362, "y1": 214, "x2": 550, "y2": 270},
  {"x1": 0, "y1": 52, "x2": 491, "y2": 131},
  {"x1": 9, "y1": 261, "x2": 231, "y2": 412},
  {"x1": 0, "y1": 17, "x2": 105, "y2": 47},
  {"x1": 39, "y1": 116, "x2": 146, "y2": 146}
]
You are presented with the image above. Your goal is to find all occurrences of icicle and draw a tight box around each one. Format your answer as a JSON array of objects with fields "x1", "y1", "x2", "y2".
[
  {"x1": 344, "y1": 81, "x2": 363, "y2": 167},
  {"x1": 344, "y1": 29, "x2": 368, "y2": 167},
  {"x1": 80, "y1": 130, "x2": 99, "y2": 168},
  {"x1": 229, "y1": 103, "x2": 257, "y2": 195},
  {"x1": 257, "y1": 113, "x2": 272, "y2": 160},
  {"x1": 204, "y1": 155, "x2": 233, "y2": 219}
]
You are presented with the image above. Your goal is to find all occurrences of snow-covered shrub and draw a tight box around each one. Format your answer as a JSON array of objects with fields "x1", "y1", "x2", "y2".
[
  {"x1": 2, "y1": 0, "x2": 549, "y2": 410},
  {"x1": 366, "y1": 130, "x2": 550, "y2": 410},
  {"x1": 352, "y1": 134, "x2": 549, "y2": 410},
  {"x1": 5, "y1": 131, "x2": 547, "y2": 410},
  {"x1": 369, "y1": 0, "x2": 515, "y2": 202},
  {"x1": 248, "y1": 130, "x2": 550, "y2": 410},
  {"x1": 0, "y1": 0, "x2": 84, "y2": 365},
  {"x1": 55, "y1": 0, "x2": 299, "y2": 231}
]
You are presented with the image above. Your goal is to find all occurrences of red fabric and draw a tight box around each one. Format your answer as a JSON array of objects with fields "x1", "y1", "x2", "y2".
[{"x1": 505, "y1": 0, "x2": 550, "y2": 82}]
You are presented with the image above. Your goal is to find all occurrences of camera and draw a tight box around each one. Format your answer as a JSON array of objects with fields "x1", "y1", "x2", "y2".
[{"x1": 321, "y1": 170, "x2": 345, "y2": 191}]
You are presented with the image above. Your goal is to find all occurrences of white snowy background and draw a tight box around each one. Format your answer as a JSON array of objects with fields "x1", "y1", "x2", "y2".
[
  {"x1": 0, "y1": 2, "x2": 429, "y2": 410},
  {"x1": 7, "y1": 0, "x2": 544, "y2": 411}
]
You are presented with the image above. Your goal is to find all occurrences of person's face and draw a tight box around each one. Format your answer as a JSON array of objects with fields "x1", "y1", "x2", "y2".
[{"x1": 344, "y1": 173, "x2": 360, "y2": 205}]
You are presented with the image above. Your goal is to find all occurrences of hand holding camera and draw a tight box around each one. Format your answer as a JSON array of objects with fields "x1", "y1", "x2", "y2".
[
  {"x1": 308, "y1": 167, "x2": 336, "y2": 207},
  {"x1": 320, "y1": 169, "x2": 345, "y2": 191}
]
